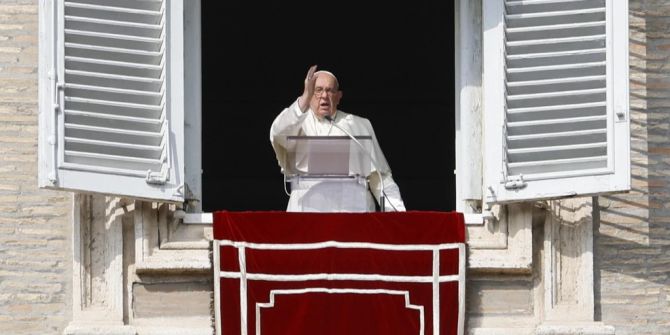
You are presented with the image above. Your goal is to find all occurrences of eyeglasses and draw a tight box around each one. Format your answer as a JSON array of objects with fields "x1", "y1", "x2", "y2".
[{"x1": 313, "y1": 87, "x2": 338, "y2": 97}]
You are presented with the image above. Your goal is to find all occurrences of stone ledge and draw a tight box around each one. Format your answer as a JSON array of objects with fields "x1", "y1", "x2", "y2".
[
  {"x1": 160, "y1": 240, "x2": 210, "y2": 250},
  {"x1": 64, "y1": 323, "x2": 136, "y2": 335},
  {"x1": 135, "y1": 247, "x2": 211, "y2": 274},
  {"x1": 133, "y1": 317, "x2": 212, "y2": 335},
  {"x1": 64, "y1": 325, "x2": 213, "y2": 335},
  {"x1": 135, "y1": 327, "x2": 212, "y2": 335},
  {"x1": 536, "y1": 322, "x2": 615, "y2": 335},
  {"x1": 469, "y1": 327, "x2": 535, "y2": 335},
  {"x1": 134, "y1": 259, "x2": 211, "y2": 274}
]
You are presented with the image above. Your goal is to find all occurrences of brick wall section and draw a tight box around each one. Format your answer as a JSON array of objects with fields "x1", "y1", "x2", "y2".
[
  {"x1": 596, "y1": 1, "x2": 670, "y2": 334},
  {"x1": 0, "y1": 1, "x2": 72, "y2": 334}
]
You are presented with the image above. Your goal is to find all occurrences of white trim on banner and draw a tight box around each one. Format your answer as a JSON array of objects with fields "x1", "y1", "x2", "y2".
[{"x1": 255, "y1": 288, "x2": 425, "y2": 335}]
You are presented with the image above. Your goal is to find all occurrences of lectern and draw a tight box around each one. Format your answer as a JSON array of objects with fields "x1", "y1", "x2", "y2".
[{"x1": 284, "y1": 136, "x2": 374, "y2": 212}]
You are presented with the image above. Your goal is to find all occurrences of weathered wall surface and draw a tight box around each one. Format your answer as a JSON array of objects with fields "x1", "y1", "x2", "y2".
[
  {"x1": 595, "y1": 1, "x2": 670, "y2": 334},
  {"x1": 0, "y1": 0, "x2": 72, "y2": 334}
]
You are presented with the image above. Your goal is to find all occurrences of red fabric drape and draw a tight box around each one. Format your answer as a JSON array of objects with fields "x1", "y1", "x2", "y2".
[{"x1": 214, "y1": 211, "x2": 465, "y2": 335}]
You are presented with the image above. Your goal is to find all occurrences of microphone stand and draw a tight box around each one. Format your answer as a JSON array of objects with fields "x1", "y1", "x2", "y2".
[{"x1": 324, "y1": 113, "x2": 389, "y2": 212}]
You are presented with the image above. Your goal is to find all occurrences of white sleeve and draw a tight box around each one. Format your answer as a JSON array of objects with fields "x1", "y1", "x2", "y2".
[
  {"x1": 270, "y1": 98, "x2": 308, "y2": 171},
  {"x1": 362, "y1": 118, "x2": 406, "y2": 211},
  {"x1": 368, "y1": 173, "x2": 406, "y2": 211}
]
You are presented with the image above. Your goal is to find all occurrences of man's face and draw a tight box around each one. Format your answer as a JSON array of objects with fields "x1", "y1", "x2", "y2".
[{"x1": 310, "y1": 73, "x2": 342, "y2": 118}]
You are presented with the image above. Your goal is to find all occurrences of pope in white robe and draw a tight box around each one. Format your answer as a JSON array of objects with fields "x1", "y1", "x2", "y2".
[{"x1": 270, "y1": 65, "x2": 406, "y2": 212}]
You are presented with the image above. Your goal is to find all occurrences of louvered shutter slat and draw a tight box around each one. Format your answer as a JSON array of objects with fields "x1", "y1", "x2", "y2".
[
  {"x1": 65, "y1": 97, "x2": 162, "y2": 117},
  {"x1": 483, "y1": 0, "x2": 629, "y2": 203},
  {"x1": 63, "y1": 36, "x2": 163, "y2": 53},
  {"x1": 65, "y1": 70, "x2": 163, "y2": 92},
  {"x1": 508, "y1": 156, "x2": 607, "y2": 175},
  {"x1": 508, "y1": 76, "x2": 605, "y2": 95},
  {"x1": 508, "y1": 128, "x2": 606, "y2": 148},
  {"x1": 65, "y1": 56, "x2": 163, "y2": 72},
  {"x1": 64, "y1": 3, "x2": 163, "y2": 25},
  {"x1": 508, "y1": 142, "x2": 606, "y2": 161},
  {"x1": 64, "y1": 124, "x2": 163, "y2": 145},
  {"x1": 65, "y1": 141, "x2": 163, "y2": 163},
  {"x1": 65, "y1": 84, "x2": 163, "y2": 105},
  {"x1": 65, "y1": 61, "x2": 161, "y2": 79},
  {"x1": 507, "y1": 21, "x2": 605, "y2": 40},
  {"x1": 64, "y1": 109, "x2": 162, "y2": 125},
  {"x1": 64, "y1": 30, "x2": 163, "y2": 45},
  {"x1": 508, "y1": 62, "x2": 605, "y2": 81},
  {"x1": 64, "y1": 112, "x2": 161, "y2": 135},
  {"x1": 66, "y1": 0, "x2": 164, "y2": 11},
  {"x1": 65, "y1": 16, "x2": 163, "y2": 38},
  {"x1": 65, "y1": 137, "x2": 163, "y2": 153},
  {"x1": 65, "y1": 44, "x2": 163, "y2": 65},
  {"x1": 506, "y1": 102, "x2": 606, "y2": 123},
  {"x1": 507, "y1": 88, "x2": 605, "y2": 101},
  {"x1": 64, "y1": 150, "x2": 162, "y2": 171}
]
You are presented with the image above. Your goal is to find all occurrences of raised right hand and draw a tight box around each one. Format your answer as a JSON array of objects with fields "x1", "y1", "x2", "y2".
[{"x1": 298, "y1": 65, "x2": 317, "y2": 112}]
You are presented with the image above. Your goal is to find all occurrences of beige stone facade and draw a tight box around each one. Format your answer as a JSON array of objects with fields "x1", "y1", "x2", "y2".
[
  {"x1": 0, "y1": 1, "x2": 71, "y2": 334},
  {"x1": 596, "y1": 1, "x2": 670, "y2": 333},
  {"x1": 0, "y1": 0, "x2": 668, "y2": 334}
]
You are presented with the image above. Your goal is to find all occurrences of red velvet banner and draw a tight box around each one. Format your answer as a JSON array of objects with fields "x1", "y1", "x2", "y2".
[{"x1": 213, "y1": 211, "x2": 465, "y2": 335}]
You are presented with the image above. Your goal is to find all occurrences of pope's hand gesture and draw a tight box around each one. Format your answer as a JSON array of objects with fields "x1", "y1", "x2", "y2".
[{"x1": 299, "y1": 65, "x2": 317, "y2": 112}]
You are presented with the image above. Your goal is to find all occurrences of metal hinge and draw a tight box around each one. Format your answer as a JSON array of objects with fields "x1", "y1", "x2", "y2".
[{"x1": 504, "y1": 174, "x2": 527, "y2": 190}]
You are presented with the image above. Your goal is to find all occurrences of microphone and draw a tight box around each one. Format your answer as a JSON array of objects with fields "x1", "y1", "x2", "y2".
[{"x1": 323, "y1": 114, "x2": 396, "y2": 212}]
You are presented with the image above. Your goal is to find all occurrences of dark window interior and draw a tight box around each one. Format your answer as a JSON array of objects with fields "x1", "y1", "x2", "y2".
[{"x1": 202, "y1": 2, "x2": 455, "y2": 211}]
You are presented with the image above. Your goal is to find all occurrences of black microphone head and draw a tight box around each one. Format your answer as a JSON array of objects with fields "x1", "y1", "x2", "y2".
[{"x1": 324, "y1": 115, "x2": 334, "y2": 122}]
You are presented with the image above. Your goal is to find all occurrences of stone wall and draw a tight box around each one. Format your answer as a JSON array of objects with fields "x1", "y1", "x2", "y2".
[
  {"x1": 595, "y1": 1, "x2": 670, "y2": 334},
  {"x1": 0, "y1": 0, "x2": 72, "y2": 334}
]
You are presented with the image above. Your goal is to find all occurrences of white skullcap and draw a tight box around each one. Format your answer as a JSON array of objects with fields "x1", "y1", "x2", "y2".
[{"x1": 314, "y1": 70, "x2": 339, "y2": 90}]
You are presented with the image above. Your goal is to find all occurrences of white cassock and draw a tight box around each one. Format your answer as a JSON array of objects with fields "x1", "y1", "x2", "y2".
[{"x1": 270, "y1": 98, "x2": 406, "y2": 212}]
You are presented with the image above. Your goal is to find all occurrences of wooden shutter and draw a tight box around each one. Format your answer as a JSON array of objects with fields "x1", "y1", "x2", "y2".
[
  {"x1": 39, "y1": 0, "x2": 186, "y2": 202},
  {"x1": 483, "y1": 0, "x2": 629, "y2": 203}
]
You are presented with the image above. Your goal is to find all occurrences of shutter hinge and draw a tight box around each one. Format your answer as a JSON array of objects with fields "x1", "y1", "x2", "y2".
[
  {"x1": 486, "y1": 186, "x2": 497, "y2": 204},
  {"x1": 504, "y1": 174, "x2": 527, "y2": 190}
]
